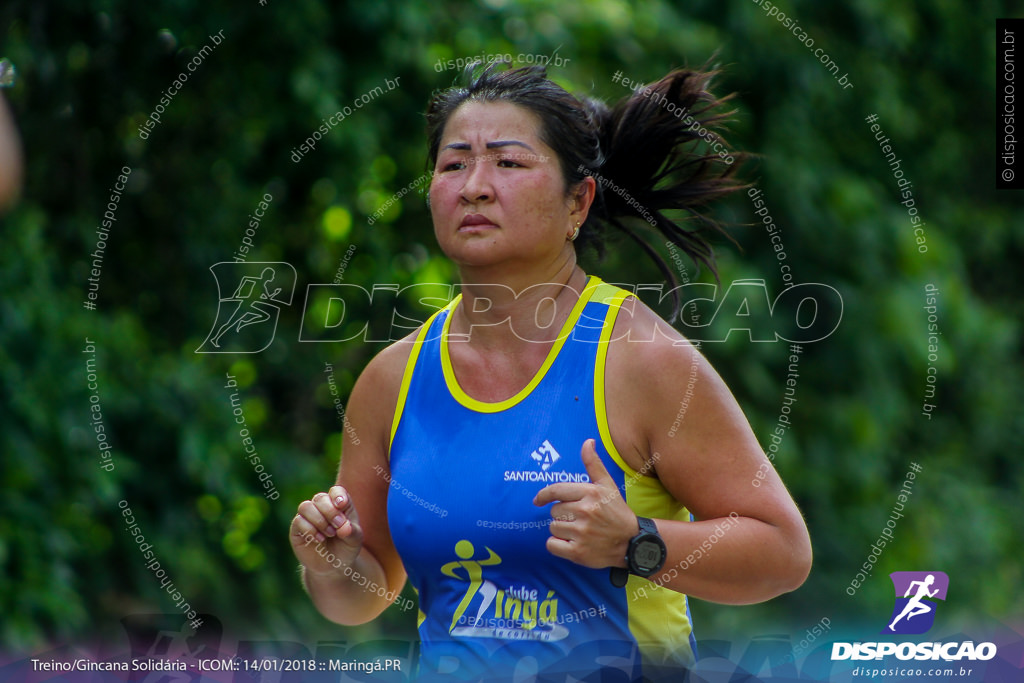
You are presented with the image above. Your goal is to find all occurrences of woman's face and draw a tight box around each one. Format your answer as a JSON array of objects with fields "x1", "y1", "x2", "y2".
[{"x1": 430, "y1": 100, "x2": 579, "y2": 272}]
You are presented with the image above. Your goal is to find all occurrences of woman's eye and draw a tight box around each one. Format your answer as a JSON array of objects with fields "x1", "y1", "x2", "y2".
[
  {"x1": 441, "y1": 161, "x2": 465, "y2": 172},
  {"x1": 497, "y1": 159, "x2": 522, "y2": 168}
]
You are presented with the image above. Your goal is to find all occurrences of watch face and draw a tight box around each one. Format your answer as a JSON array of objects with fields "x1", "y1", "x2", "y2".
[{"x1": 635, "y1": 540, "x2": 662, "y2": 570}]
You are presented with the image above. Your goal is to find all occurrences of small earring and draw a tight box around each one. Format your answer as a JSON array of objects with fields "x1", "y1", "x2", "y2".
[{"x1": 569, "y1": 221, "x2": 581, "y2": 241}]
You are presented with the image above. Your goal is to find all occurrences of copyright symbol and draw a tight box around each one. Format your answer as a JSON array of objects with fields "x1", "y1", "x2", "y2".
[{"x1": 1002, "y1": 168, "x2": 1014, "y2": 182}]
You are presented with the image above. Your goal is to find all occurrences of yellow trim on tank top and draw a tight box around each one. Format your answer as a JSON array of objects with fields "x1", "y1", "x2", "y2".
[
  {"x1": 591, "y1": 285, "x2": 696, "y2": 666},
  {"x1": 593, "y1": 286, "x2": 640, "y2": 478},
  {"x1": 439, "y1": 275, "x2": 602, "y2": 413},
  {"x1": 623, "y1": 477, "x2": 695, "y2": 667},
  {"x1": 389, "y1": 307, "x2": 448, "y2": 453}
]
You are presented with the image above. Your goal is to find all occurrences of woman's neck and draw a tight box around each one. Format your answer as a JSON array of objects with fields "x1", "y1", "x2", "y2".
[{"x1": 451, "y1": 253, "x2": 588, "y2": 351}]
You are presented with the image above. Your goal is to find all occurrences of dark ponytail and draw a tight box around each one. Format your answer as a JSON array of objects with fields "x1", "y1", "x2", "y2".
[{"x1": 426, "y1": 61, "x2": 748, "y2": 318}]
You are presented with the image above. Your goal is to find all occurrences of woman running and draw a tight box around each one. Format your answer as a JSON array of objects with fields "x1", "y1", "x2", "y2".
[{"x1": 290, "y1": 62, "x2": 812, "y2": 681}]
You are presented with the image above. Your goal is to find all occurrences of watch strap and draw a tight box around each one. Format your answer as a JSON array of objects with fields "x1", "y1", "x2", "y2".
[
  {"x1": 610, "y1": 517, "x2": 660, "y2": 587},
  {"x1": 609, "y1": 566, "x2": 628, "y2": 587}
]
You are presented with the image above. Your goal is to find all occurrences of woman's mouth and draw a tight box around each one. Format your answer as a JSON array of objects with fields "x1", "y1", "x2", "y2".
[{"x1": 458, "y1": 214, "x2": 499, "y2": 232}]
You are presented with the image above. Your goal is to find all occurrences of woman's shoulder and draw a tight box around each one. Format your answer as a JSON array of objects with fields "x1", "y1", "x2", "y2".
[
  {"x1": 345, "y1": 326, "x2": 431, "y2": 450},
  {"x1": 358, "y1": 327, "x2": 425, "y2": 389},
  {"x1": 607, "y1": 286, "x2": 699, "y2": 358},
  {"x1": 604, "y1": 287, "x2": 710, "y2": 407},
  {"x1": 599, "y1": 287, "x2": 708, "y2": 471}
]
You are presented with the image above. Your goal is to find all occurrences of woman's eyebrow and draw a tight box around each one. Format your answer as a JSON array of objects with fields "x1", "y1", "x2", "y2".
[
  {"x1": 441, "y1": 140, "x2": 536, "y2": 151},
  {"x1": 485, "y1": 140, "x2": 535, "y2": 152}
]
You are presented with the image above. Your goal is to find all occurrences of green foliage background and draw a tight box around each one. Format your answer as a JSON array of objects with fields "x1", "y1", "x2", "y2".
[{"x1": 2, "y1": 0, "x2": 1021, "y2": 661}]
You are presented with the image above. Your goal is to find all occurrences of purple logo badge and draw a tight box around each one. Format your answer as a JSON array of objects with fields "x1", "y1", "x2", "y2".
[{"x1": 882, "y1": 571, "x2": 949, "y2": 634}]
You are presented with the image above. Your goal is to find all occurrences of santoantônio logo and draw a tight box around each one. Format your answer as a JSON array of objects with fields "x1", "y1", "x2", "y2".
[
  {"x1": 531, "y1": 439, "x2": 560, "y2": 471},
  {"x1": 832, "y1": 570, "x2": 997, "y2": 663},
  {"x1": 503, "y1": 438, "x2": 589, "y2": 483}
]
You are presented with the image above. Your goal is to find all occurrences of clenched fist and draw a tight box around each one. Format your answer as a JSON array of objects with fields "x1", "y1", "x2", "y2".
[{"x1": 290, "y1": 486, "x2": 364, "y2": 575}]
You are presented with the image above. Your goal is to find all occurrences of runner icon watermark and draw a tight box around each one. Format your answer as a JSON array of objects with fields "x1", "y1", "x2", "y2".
[{"x1": 197, "y1": 262, "x2": 296, "y2": 353}]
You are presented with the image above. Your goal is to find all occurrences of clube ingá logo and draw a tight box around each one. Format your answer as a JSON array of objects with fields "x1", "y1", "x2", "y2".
[
  {"x1": 831, "y1": 570, "x2": 998, "y2": 664},
  {"x1": 883, "y1": 570, "x2": 948, "y2": 635}
]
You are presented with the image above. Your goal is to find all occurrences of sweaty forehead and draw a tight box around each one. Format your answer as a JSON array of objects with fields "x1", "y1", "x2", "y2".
[{"x1": 439, "y1": 100, "x2": 545, "y2": 149}]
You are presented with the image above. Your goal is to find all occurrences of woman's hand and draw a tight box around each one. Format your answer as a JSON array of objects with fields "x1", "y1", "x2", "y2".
[
  {"x1": 290, "y1": 485, "x2": 364, "y2": 575},
  {"x1": 533, "y1": 439, "x2": 638, "y2": 569}
]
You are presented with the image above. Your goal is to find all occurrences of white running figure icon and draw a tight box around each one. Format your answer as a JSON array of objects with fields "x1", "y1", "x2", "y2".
[
  {"x1": 888, "y1": 574, "x2": 939, "y2": 631},
  {"x1": 210, "y1": 267, "x2": 282, "y2": 348}
]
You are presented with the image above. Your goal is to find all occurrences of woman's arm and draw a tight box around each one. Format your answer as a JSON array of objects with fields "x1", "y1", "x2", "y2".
[
  {"x1": 289, "y1": 338, "x2": 412, "y2": 625},
  {"x1": 535, "y1": 299, "x2": 811, "y2": 604},
  {"x1": 613, "y1": 302, "x2": 812, "y2": 603}
]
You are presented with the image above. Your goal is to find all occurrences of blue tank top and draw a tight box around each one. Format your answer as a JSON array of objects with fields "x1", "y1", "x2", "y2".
[{"x1": 387, "y1": 276, "x2": 696, "y2": 681}]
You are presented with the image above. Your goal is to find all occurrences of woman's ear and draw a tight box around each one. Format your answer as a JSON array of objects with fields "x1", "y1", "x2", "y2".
[{"x1": 569, "y1": 175, "x2": 597, "y2": 223}]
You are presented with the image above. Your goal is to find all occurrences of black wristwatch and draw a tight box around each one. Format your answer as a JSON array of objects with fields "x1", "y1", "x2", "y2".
[{"x1": 609, "y1": 517, "x2": 667, "y2": 587}]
